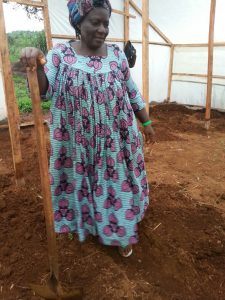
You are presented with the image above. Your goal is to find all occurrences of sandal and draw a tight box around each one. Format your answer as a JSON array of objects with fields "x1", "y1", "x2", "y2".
[{"x1": 118, "y1": 245, "x2": 133, "y2": 257}]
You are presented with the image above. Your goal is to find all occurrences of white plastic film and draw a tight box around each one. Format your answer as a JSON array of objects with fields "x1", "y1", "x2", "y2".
[
  {"x1": 0, "y1": 70, "x2": 6, "y2": 121},
  {"x1": 149, "y1": 0, "x2": 211, "y2": 44},
  {"x1": 149, "y1": 45, "x2": 170, "y2": 102},
  {"x1": 48, "y1": 0, "x2": 74, "y2": 35},
  {"x1": 173, "y1": 47, "x2": 208, "y2": 75},
  {"x1": 129, "y1": 6, "x2": 142, "y2": 40},
  {"x1": 214, "y1": 0, "x2": 225, "y2": 42},
  {"x1": 213, "y1": 47, "x2": 225, "y2": 76},
  {"x1": 171, "y1": 79, "x2": 225, "y2": 110}
]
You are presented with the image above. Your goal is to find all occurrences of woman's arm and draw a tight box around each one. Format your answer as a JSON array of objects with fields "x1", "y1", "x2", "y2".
[
  {"x1": 135, "y1": 108, "x2": 156, "y2": 144},
  {"x1": 135, "y1": 107, "x2": 150, "y2": 124},
  {"x1": 119, "y1": 49, "x2": 155, "y2": 143},
  {"x1": 36, "y1": 65, "x2": 49, "y2": 96},
  {"x1": 20, "y1": 47, "x2": 48, "y2": 96}
]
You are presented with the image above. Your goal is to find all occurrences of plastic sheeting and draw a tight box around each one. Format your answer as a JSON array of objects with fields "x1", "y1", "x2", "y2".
[
  {"x1": 149, "y1": 45, "x2": 170, "y2": 102},
  {"x1": 171, "y1": 79, "x2": 225, "y2": 110},
  {"x1": 148, "y1": 0, "x2": 223, "y2": 43},
  {"x1": 0, "y1": 70, "x2": 6, "y2": 121},
  {"x1": 150, "y1": 0, "x2": 211, "y2": 44},
  {"x1": 171, "y1": 46, "x2": 225, "y2": 109}
]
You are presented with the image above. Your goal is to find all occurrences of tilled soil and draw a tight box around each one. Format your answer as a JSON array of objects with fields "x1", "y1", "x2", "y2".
[{"x1": 0, "y1": 103, "x2": 225, "y2": 300}]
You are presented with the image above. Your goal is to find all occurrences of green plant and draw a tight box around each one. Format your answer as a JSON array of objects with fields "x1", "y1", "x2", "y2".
[
  {"x1": 68, "y1": 233, "x2": 74, "y2": 241},
  {"x1": 13, "y1": 74, "x2": 50, "y2": 113},
  {"x1": 41, "y1": 100, "x2": 51, "y2": 111},
  {"x1": 18, "y1": 98, "x2": 32, "y2": 113},
  {"x1": 8, "y1": 30, "x2": 47, "y2": 63},
  {"x1": 17, "y1": 98, "x2": 51, "y2": 113}
]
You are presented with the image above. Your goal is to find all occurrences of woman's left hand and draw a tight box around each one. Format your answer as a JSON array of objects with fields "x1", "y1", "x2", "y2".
[{"x1": 143, "y1": 124, "x2": 156, "y2": 144}]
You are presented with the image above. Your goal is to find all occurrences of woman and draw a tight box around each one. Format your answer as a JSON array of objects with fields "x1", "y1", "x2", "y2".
[{"x1": 20, "y1": 0, "x2": 155, "y2": 257}]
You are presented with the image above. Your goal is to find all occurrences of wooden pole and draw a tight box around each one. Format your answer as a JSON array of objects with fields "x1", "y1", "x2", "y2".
[
  {"x1": 174, "y1": 42, "x2": 225, "y2": 47},
  {"x1": 27, "y1": 69, "x2": 59, "y2": 279},
  {"x1": 142, "y1": 0, "x2": 149, "y2": 113},
  {"x1": 0, "y1": 0, "x2": 24, "y2": 185},
  {"x1": 205, "y1": 0, "x2": 216, "y2": 129},
  {"x1": 6, "y1": 0, "x2": 44, "y2": 7},
  {"x1": 171, "y1": 79, "x2": 225, "y2": 87},
  {"x1": 167, "y1": 45, "x2": 174, "y2": 102},
  {"x1": 42, "y1": 0, "x2": 53, "y2": 50},
  {"x1": 51, "y1": 34, "x2": 170, "y2": 46},
  {"x1": 172, "y1": 72, "x2": 225, "y2": 79},
  {"x1": 124, "y1": 0, "x2": 130, "y2": 45},
  {"x1": 112, "y1": 8, "x2": 135, "y2": 19}
]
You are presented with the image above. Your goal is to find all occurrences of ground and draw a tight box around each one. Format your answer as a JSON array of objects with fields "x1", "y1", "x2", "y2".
[{"x1": 0, "y1": 103, "x2": 225, "y2": 300}]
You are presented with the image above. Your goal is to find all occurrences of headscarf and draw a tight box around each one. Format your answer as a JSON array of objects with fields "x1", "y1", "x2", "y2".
[{"x1": 67, "y1": 0, "x2": 112, "y2": 29}]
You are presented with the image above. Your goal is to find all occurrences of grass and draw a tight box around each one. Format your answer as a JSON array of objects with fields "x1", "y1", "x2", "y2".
[{"x1": 13, "y1": 74, "x2": 51, "y2": 113}]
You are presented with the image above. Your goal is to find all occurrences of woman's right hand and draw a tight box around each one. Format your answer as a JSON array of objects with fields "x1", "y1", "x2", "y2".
[{"x1": 20, "y1": 47, "x2": 46, "y2": 70}]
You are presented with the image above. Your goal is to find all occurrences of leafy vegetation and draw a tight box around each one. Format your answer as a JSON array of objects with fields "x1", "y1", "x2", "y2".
[
  {"x1": 13, "y1": 74, "x2": 50, "y2": 113},
  {"x1": 8, "y1": 31, "x2": 50, "y2": 113},
  {"x1": 8, "y1": 30, "x2": 47, "y2": 63}
]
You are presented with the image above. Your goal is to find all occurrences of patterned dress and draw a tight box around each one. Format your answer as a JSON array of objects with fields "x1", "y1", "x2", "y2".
[{"x1": 44, "y1": 42, "x2": 149, "y2": 247}]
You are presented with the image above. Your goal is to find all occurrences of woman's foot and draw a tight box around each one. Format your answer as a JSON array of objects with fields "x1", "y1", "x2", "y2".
[{"x1": 118, "y1": 245, "x2": 133, "y2": 257}]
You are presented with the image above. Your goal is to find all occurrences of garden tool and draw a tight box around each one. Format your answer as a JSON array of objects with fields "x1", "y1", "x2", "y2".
[{"x1": 27, "y1": 68, "x2": 83, "y2": 300}]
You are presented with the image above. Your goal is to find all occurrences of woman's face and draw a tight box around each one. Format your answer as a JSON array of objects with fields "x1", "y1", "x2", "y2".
[{"x1": 79, "y1": 7, "x2": 110, "y2": 49}]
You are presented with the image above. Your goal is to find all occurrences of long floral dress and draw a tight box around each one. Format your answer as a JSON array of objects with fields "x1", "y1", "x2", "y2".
[{"x1": 44, "y1": 42, "x2": 149, "y2": 247}]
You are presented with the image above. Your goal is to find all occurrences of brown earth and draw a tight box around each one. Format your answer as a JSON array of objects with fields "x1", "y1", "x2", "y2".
[{"x1": 0, "y1": 103, "x2": 225, "y2": 300}]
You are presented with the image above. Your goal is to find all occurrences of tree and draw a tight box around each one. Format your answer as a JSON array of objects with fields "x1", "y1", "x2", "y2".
[
  {"x1": 3, "y1": 2, "x2": 43, "y2": 21},
  {"x1": 20, "y1": 5, "x2": 43, "y2": 21}
]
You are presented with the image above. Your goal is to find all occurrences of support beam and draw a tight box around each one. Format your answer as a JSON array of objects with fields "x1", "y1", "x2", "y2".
[
  {"x1": 130, "y1": 0, "x2": 172, "y2": 45},
  {"x1": 167, "y1": 45, "x2": 174, "y2": 102},
  {"x1": 124, "y1": 0, "x2": 130, "y2": 44},
  {"x1": 51, "y1": 34, "x2": 171, "y2": 47},
  {"x1": 149, "y1": 41, "x2": 170, "y2": 46},
  {"x1": 172, "y1": 72, "x2": 225, "y2": 80},
  {"x1": 172, "y1": 79, "x2": 225, "y2": 87},
  {"x1": 42, "y1": 0, "x2": 53, "y2": 50},
  {"x1": 4, "y1": 0, "x2": 44, "y2": 7},
  {"x1": 173, "y1": 73, "x2": 207, "y2": 78},
  {"x1": 205, "y1": 0, "x2": 216, "y2": 129},
  {"x1": 174, "y1": 42, "x2": 225, "y2": 47},
  {"x1": 0, "y1": 0, "x2": 24, "y2": 185},
  {"x1": 112, "y1": 8, "x2": 135, "y2": 19},
  {"x1": 142, "y1": 0, "x2": 149, "y2": 113}
]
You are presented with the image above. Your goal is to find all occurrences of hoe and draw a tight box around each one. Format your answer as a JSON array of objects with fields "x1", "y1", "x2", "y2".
[{"x1": 27, "y1": 68, "x2": 83, "y2": 300}]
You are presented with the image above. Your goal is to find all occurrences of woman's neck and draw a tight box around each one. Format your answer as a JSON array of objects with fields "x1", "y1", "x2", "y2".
[{"x1": 71, "y1": 40, "x2": 107, "y2": 56}]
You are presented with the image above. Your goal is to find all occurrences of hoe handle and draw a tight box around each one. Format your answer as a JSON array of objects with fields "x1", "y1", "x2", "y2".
[{"x1": 27, "y1": 69, "x2": 59, "y2": 279}]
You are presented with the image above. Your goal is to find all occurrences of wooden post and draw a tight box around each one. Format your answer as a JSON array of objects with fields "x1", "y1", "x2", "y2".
[
  {"x1": 205, "y1": 0, "x2": 216, "y2": 129},
  {"x1": 124, "y1": 0, "x2": 130, "y2": 45},
  {"x1": 0, "y1": 0, "x2": 24, "y2": 185},
  {"x1": 42, "y1": 0, "x2": 53, "y2": 50},
  {"x1": 167, "y1": 45, "x2": 174, "y2": 102},
  {"x1": 142, "y1": 0, "x2": 149, "y2": 113}
]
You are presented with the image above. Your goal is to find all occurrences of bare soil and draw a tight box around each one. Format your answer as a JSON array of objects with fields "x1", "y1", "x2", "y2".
[{"x1": 0, "y1": 103, "x2": 225, "y2": 300}]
